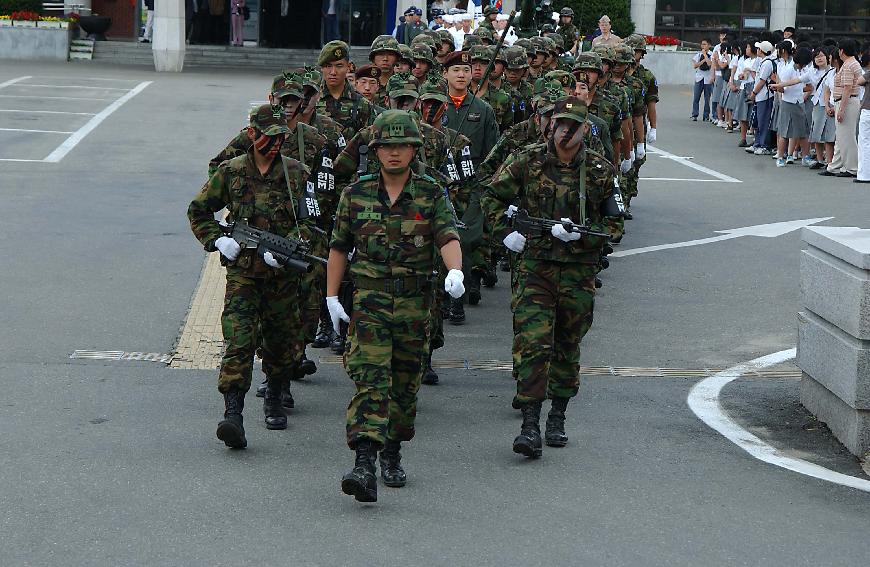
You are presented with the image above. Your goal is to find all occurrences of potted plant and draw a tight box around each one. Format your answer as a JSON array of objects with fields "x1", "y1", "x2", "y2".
[
  {"x1": 0, "y1": 15, "x2": 11, "y2": 27},
  {"x1": 37, "y1": 16, "x2": 62, "y2": 29},
  {"x1": 11, "y1": 10, "x2": 39, "y2": 27}
]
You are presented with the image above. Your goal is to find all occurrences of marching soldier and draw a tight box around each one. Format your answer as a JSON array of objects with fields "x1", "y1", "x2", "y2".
[
  {"x1": 317, "y1": 40, "x2": 376, "y2": 140},
  {"x1": 556, "y1": 7, "x2": 580, "y2": 55},
  {"x1": 481, "y1": 97, "x2": 617, "y2": 459},
  {"x1": 188, "y1": 104, "x2": 313, "y2": 448},
  {"x1": 469, "y1": 45, "x2": 514, "y2": 133},
  {"x1": 326, "y1": 110, "x2": 464, "y2": 502},
  {"x1": 623, "y1": 34, "x2": 660, "y2": 217},
  {"x1": 369, "y1": 35, "x2": 402, "y2": 102},
  {"x1": 502, "y1": 46, "x2": 534, "y2": 124}
]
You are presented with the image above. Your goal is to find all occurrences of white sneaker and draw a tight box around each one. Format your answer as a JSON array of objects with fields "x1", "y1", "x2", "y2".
[{"x1": 754, "y1": 147, "x2": 765, "y2": 155}]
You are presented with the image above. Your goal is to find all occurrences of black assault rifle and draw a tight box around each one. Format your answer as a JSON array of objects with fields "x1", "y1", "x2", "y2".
[
  {"x1": 510, "y1": 209, "x2": 610, "y2": 239},
  {"x1": 221, "y1": 220, "x2": 327, "y2": 273}
]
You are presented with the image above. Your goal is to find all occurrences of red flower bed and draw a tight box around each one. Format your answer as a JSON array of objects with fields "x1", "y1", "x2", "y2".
[
  {"x1": 643, "y1": 34, "x2": 681, "y2": 46},
  {"x1": 10, "y1": 10, "x2": 41, "y2": 21}
]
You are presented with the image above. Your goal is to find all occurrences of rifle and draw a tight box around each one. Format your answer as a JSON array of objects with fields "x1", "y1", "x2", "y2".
[
  {"x1": 510, "y1": 209, "x2": 610, "y2": 238},
  {"x1": 221, "y1": 220, "x2": 327, "y2": 273}
]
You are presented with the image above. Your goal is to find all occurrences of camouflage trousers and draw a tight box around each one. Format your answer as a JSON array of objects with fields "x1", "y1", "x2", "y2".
[
  {"x1": 604, "y1": 174, "x2": 627, "y2": 240},
  {"x1": 624, "y1": 151, "x2": 646, "y2": 207},
  {"x1": 512, "y1": 258, "x2": 596, "y2": 404},
  {"x1": 429, "y1": 266, "x2": 446, "y2": 352},
  {"x1": 344, "y1": 287, "x2": 432, "y2": 449},
  {"x1": 219, "y1": 272, "x2": 304, "y2": 393},
  {"x1": 299, "y1": 234, "x2": 328, "y2": 344}
]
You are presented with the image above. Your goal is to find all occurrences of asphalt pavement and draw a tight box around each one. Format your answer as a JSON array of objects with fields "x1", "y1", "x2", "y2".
[{"x1": 1, "y1": 61, "x2": 869, "y2": 567}]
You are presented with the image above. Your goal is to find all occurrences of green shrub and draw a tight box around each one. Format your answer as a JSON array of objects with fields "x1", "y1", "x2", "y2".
[
  {"x1": 555, "y1": 0, "x2": 636, "y2": 40},
  {"x1": 0, "y1": 0, "x2": 43, "y2": 15}
]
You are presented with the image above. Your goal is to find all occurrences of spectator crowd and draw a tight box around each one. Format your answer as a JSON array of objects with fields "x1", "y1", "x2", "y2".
[{"x1": 690, "y1": 28, "x2": 870, "y2": 182}]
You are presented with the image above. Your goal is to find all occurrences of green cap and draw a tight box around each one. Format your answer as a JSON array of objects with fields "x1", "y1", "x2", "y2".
[
  {"x1": 318, "y1": 40, "x2": 350, "y2": 66},
  {"x1": 271, "y1": 74, "x2": 303, "y2": 98},
  {"x1": 504, "y1": 46, "x2": 529, "y2": 69},
  {"x1": 419, "y1": 79, "x2": 449, "y2": 103},
  {"x1": 249, "y1": 104, "x2": 290, "y2": 135},
  {"x1": 530, "y1": 36, "x2": 549, "y2": 55},
  {"x1": 370, "y1": 35, "x2": 401, "y2": 60},
  {"x1": 370, "y1": 109, "x2": 423, "y2": 147},
  {"x1": 284, "y1": 67, "x2": 322, "y2": 91},
  {"x1": 552, "y1": 96, "x2": 588, "y2": 123},
  {"x1": 560, "y1": 7, "x2": 574, "y2": 17},
  {"x1": 387, "y1": 72, "x2": 420, "y2": 99}
]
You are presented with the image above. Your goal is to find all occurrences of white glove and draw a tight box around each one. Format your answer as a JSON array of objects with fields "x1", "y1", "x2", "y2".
[
  {"x1": 505, "y1": 204, "x2": 518, "y2": 218},
  {"x1": 620, "y1": 159, "x2": 632, "y2": 174},
  {"x1": 646, "y1": 127, "x2": 657, "y2": 144},
  {"x1": 263, "y1": 251, "x2": 282, "y2": 268},
  {"x1": 215, "y1": 236, "x2": 241, "y2": 261},
  {"x1": 551, "y1": 218, "x2": 582, "y2": 242},
  {"x1": 503, "y1": 231, "x2": 526, "y2": 253},
  {"x1": 636, "y1": 144, "x2": 646, "y2": 160},
  {"x1": 444, "y1": 269, "x2": 465, "y2": 299},
  {"x1": 326, "y1": 296, "x2": 350, "y2": 335}
]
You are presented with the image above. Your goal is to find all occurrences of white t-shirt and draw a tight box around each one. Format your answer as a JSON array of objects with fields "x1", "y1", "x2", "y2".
[
  {"x1": 693, "y1": 51, "x2": 714, "y2": 84},
  {"x1": 755, "y1": 56, "x2": 776, "y2": 102},
  {"x1": 825, "y1": 70, "x2": 836, "y2": 106},
  {"x1": 808, "y1": 67, "x2": 833, "y2": 106},
  {"x1": 779, "y1": 64, "x2": 811, "y2": 104},
  {"x1": 450, "y1": 28, "x2": 465, "y2": 51}
]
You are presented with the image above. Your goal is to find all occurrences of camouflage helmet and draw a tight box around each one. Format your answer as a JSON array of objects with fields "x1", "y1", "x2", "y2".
[
  {"x1": 536, "y1": 85, "x2": 567, "y2": 115},
  {"x1": 504, "y1": 46, "x2": 529, "y2": 69},
  {"x1": 249, "y1": 104, "x2": 290, "y2": 136},
  {"x1": 387, "y1": 72, "x2": 420, "y2": 99},
  {"x1": 483, "y1": 5, "x2": 499, "y2": 17},
  {"x1": 560, "y1": 53, "x2": 576, "y2": 68},
  {"x1": 473, "y1": 26, "x2": 495, "y2": 44},
  {"x1": 287, "y1": 66, "x2": 322, "y2": 91},
  {"x1": 540, "y1": 23, "x2": 556, "y2": 34},
  {"x1": 559, "y1": 7, "x2": 574, "y2": 18},
  {"x1": 411, "y1": 33, "x2": 437, "y2": 55},
  {"x1": 411, "y1": 43, "x2": 436, "y2": 65},
  {"x1": 572, "y1": 69, "x2": 594, "y2": 86},
  {"x1": 624, "y1": 34, "x2": 648, "y2": 53},
  {"x1": 397, "y1": 44, "x2": 415, "y2": 65},
  {"x1": 437, "y1": 28, "x2": 456, "y2": 50},
  {"x1": 529, "y1": 36, "x2": 549, "y2": 55},
  {"x1": 613, "y1": 44, "x2": 635, "y2": 64},
  {"x1": 545, "y1": 70, "x2": 576, "y2": 90},
  {"x1": 461, "y1": 34, "x2": 482, "y2": 51},
  {"x1": 573, "y1": 52, "x2": 603, "y2": 73},
  {"x1": 469, "y1": 44, "x2": 492, "y2": 63},
  {"x1": 552, "y1": 96, "x2": 588, "y2": 123},
  {"x1": 540, "y1": 36, "x2": 558, "y2": 55},
  {"x1": 419, "y1": 79, "x2": 449, "y2": 103},
  {"x1": 271, "y1": 74, "x2": 303, "y2": 98},
  {"x1": 544, "y1": 33, "x2": 565, "y2": 53},
  {"x1": 370, "y1": 35, "x2": 401, "y2": 60},
  {"x1": 592, "y1": 45, "x2": 615, "y2": 63},
  {"x1": 370, "y1": 109, "x2": 423, "y2": 148},
  {"x1": 514, "y1": 37, "x2": 533, "y2": 52},
  {"x1": 318, "y1": 40, "x2": 350, "y2": 66}
]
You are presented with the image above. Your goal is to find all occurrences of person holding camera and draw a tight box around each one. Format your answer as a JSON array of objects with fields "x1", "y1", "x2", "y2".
[{"x1": 691, "y1": 38, "x2": 715, "y2": 121}]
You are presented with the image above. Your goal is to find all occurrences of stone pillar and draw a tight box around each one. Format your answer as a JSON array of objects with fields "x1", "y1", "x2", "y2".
[
  {"x1": 769, "y1": 0, "x2": 797, "y2": 32},
  {"x1": 798, "y1": 227, "x2": 870, "y2": 458},
  {"x1": 152, "y1": 0, "x2": 185, "y2": 72},
  {"x1": 630, "y1": 0, "x2": 657, "y2": 36}
]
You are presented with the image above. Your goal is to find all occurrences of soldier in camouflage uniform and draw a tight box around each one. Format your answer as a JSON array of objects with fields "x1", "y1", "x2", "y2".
[
  {"x1": 612, "y1": 44, "x2": 645, "y2": 220},
  {"x1": 556, "y1": 7, "x2": 579, "y2": 55},
  {"x1": 473, "y1": 25, "x2": 495, "y2": 46},
  {"x1": 461, "y1": 33, "x2": 482, "y2": 52},
  {"x1": 396, "y1": 44, "x2": 415, "y2": 74},
  {"x1": 317, "y1": 40, "x2": 376, "y2": 141},
  {"x1": 481, "y1": 97, "x2": 617, "y2": 458},
  {"x1": 540, "y1": 36, "x2": 560, "y2": 72},
  {"x1": 435, "y1": 29, "x2": 456, "y2": 66},
  {"x1": 469, "y1": 45, "x2": 514, "y2": 134},
  {"x1": 478, "y1": 5, "x2": 498, "y2": 32},
  {"x1": 368, "y1": 35, "x2": 402, "y2": 105},
  {"x1": 503, "y1": 46, "x2": 535, "y2": 124},
  {"x1": 623, "y1": 34, "x2": 660, "y2": 216},
  {"x1": 188, "y1": 104, "x2": 312, "y2": 448},
  {"x1": 410, "y1": 42, "x2": 438, "y2": 84},
  {"x1": 527, "y1": 36, "x2": 549, "y2": 80},
  {"x1": 327, "y1": 110, "x2": 464, "y2": 502}
]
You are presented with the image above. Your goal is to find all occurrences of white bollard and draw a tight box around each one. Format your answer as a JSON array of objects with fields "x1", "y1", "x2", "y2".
[{"x1": 152, "y1": 0, "x2": 185, "y2": 72}]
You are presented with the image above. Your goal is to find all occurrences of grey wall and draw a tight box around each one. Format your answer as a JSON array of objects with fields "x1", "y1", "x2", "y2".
[
  {"x1": 639, "y1": 50, "x2": 696, "y2": 86},
  {"x1": 0, "y1": 27, "x2": 70, "y2": 62}
]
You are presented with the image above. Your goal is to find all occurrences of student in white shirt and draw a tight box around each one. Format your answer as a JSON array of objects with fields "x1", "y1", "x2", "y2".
[
  {"x1": 806, "y1": 46, "x2": 837, "y2": 169},
  {"x1": 722, "y1": 43, "x2": 741, "y2": 132},
  {"x1": 735, "y1": 40, "x2": 758, "y2": 148},
  {"x1": 692, "y1": 38, "x2": 715, "y2": 121},
  {"x1": 770, "y1": 47, "x2": 814, "y2": 166},
  {"x1": 711, "y1": 31, "x2": 730, "y2": 126},
  {"x1": 747, "y1": 40, "x2": 777, "y2": 154}
]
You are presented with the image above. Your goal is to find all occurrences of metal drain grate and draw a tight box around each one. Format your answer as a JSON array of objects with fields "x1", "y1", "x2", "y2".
[{"x1": 70, "y1": 350, "x2": 173, "y2": 363}]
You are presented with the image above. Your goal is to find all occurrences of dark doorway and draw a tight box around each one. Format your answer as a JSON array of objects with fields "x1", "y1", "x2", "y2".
[{"x1": 260, "y1": 0, "x2": 322, "y2": 48}]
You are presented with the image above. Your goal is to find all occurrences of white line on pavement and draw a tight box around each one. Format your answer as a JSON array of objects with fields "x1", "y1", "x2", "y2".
[
  {"x1": 0, "y1": 158, "x2": 49, "y2": 162},
  {"x1": 0, "y1": 76, "x2": 32, "y2": 90},
  {"x1": 35, "y1": 76, "x2": 142, "y2": 83},
  {"x1": 687, "y1": 349, "x2": 870, "y2": 493},
  {"x1": 0, "y1": 127, "x2": 73, "y2": 134},
  {"x1": 640, "y1": 177, "x2": 730, "y2": 182},
  {"x1": 43, "y1": 81, "x2": 152, "y2": 163},
  {"x1": 11, "y1": 83, "x2": 131, "y2": 91},
  {"x1": 648, "y1": 144, "x2": 742, "y2": 183},
  {"x1": 0, "y1": 109, "x2": 96, "y2": 116},
  {"x1": 0, "y1": 94, "x2": 114, "y2": 101}
]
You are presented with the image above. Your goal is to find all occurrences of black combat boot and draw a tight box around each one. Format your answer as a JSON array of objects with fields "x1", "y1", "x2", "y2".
[
  {"x1": 297, "y1": 353, "x2": 317, "y2": 377},
  {"x1": 379, "y1": 440, "x2": 407, "y2": 487},
  {"x1": 311, "y1": 313, "x2": 336, "y2": 348},
  {"x1": 545, "y1": 397, "x2": 569, "y2": 447},
  {"x1": 281, "y1": 383, "x2": 295, "y2": 409},
  {"x1": 330, "y1": 330, "x2": 346, "y2": 354},
  {"x1": 341, "y1": 440, "x2": 378, "y2": 502},
  {"x1": 594, "y1": 277, "x2": 603, "y2": 289},
  {"x1": 255, "y1": 379, "x2": 267, "y2": 398},
  {"x1": 263, "y1": 376, "x2": 287, "y2": 430},
  {"x1": 448, "y1": 296, "x2": 465, "y2": 325},
  {"x1": 512, "y1": 401, "x2": 543, "y2": 459},
  {"x1": 467, "y1": 271, "x2": 482, "y2": 305},
  {"x1": 499, "y1": 256, "x2": 511, "y2": 272},
  {"x1": 216, "y1": 387, "x2": 247, "y2": 449},
  {"x1": 422, "y1": 353, "x2": 439, "y2": 385},
  {"x1": 482, "y1": 265, "x2": 498, "y2": 288}
]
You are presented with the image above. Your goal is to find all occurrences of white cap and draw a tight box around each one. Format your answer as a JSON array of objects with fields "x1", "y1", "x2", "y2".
[
  {"x1": 443, "y1": 14, "x2": 453, "y2": 23},
  {"x1": 755, "y1": 40, "x2": 773, "y2": 53},
  {"x1": 599, "y1": 15, "x2": 611, "y2": 23},
  {"x1": 496, "y1": 13, "x2": 508, "y2": 21},
  {"x1": 462, "y1": 12, "x2": 473, "y2": 20}
]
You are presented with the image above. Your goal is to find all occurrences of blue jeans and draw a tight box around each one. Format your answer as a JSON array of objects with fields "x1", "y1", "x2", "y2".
[
  {"x1": 753, "y1": 97, "x2": 773, "y2": 149},
  {"x1": 692, "y1": 80, "x2": 712, "y2": 119},
  {"x1": 324, "y1": 14, "x2": 339, "y2": 42}
]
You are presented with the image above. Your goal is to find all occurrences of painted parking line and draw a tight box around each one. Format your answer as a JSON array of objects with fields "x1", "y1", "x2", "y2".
[
  {"x1": 0, "y1": 109, "x2": 97, "y2": 116},
  {"x1": 647, "y1": 144, "x2": 742, "y2": 183},
  {"x1": 0, "y1": 94, "x2": 115, "y2": 102},
  {"x1": 0, "y1": 76, "x2": 32, "y2": 90},
  {"x1": 0, "y1": 127, "x2": 73, "y2": 134},
  {"x1": 640, "y1": 177, "x2": 733, "y2": 183},
  {"x1": 11, "y1": 83, "x2": 131, "y2": 91},
  {"x1": 688, "y1": 349, "x2": 870, "y2": 493}
]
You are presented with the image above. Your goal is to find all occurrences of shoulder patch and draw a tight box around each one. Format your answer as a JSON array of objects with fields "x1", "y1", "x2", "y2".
[{"x1": 358, "y1": 173, "x2": 378, "y2": 181}]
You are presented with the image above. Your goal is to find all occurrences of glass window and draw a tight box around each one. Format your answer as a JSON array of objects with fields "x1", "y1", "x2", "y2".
[
  {"x1": 685, "y1": 0, "x2": 741, "y2": 12},
  {"x1": 657, "y1": 13, "x2": 683, "y2": 28},
  {"x1": 825, "y1": 18, "x2": 869, "y2": 33},
  {"x1": 744, "y1": 0, "x2": 770, "y2": 14},
  {"x1": 797, "y1": 0, "x2": 824, "y2": 15},
  {"x1": 826, "y1": 0, "x2": 870, "y2": 18},
  {"x1": 657, "y1": 0, "x2": 684, "y2": 10}
]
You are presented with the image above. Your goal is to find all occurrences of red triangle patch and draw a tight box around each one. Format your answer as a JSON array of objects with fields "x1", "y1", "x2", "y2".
[{"x1": 414, "y1": 212, "x2": 423, "y2": 221}]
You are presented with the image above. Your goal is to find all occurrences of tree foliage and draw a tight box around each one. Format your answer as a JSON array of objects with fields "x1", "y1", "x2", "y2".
[
  {"x1": 0, "y1": 0, "x2": 43, "y2": 15},
  {"x1": 555, "y1": 0, "x2": 636, "y2": 39}
]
